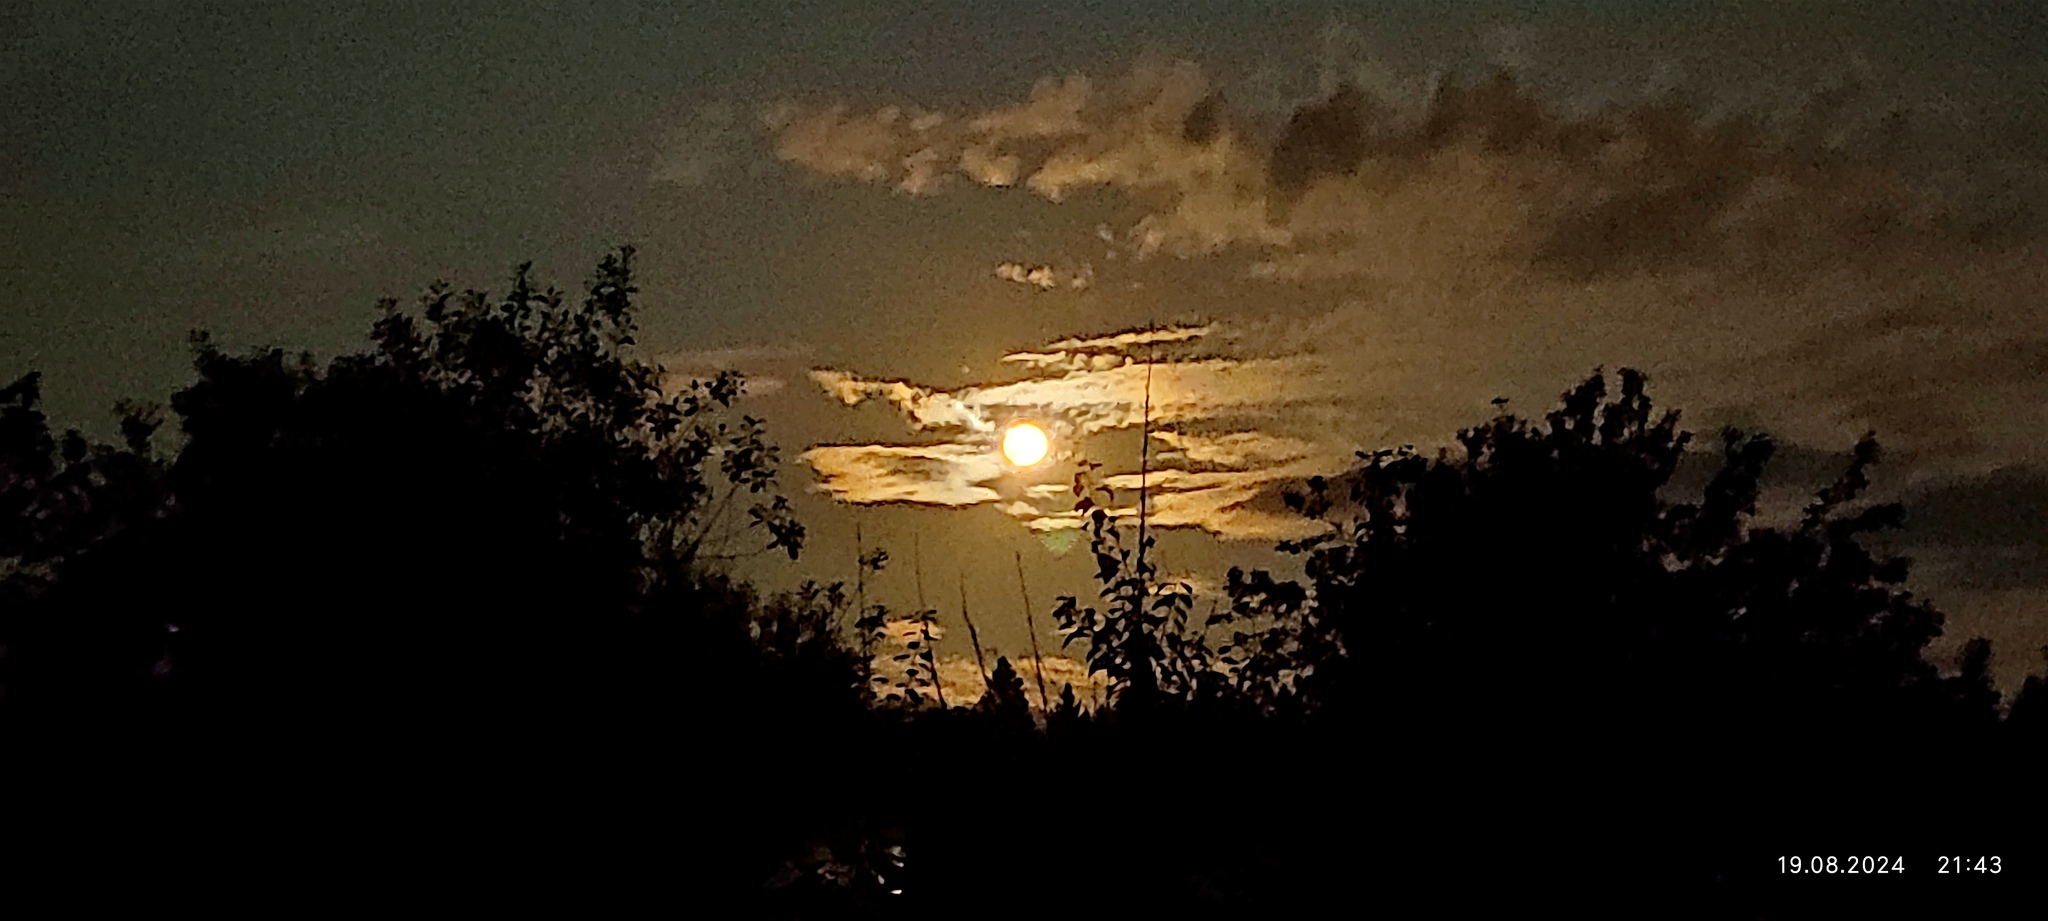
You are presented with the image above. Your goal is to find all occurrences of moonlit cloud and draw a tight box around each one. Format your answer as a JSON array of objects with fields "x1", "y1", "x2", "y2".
[
  {"x1": 1001, "y1": 323, "x2": 1210, "y2": 372},
  {"x1": 767, "y1": 35, "x2": 2048, "y2": 687},
  {"x1": 803, "y1": 443, "x2": 1005, "y2": 506},
  {"x1": 765, "y1": 53, "x2": 2034, "y2": 274},
  {"x1": 802, "y1": 322, "x2": 1352, "y2": 537},
  {"x1": 993, "y1": 261, "x2": 1093, "y2": 291},
  {"x1": 773, "y1": 58, "x2": 2048, "y2": 492},
  {"x1": 823, "y1": 56, "x2": 2033, "y2": 479},
  {"x1": 1148, "y1": 430, "x2": 1311, "y2": 468},
  {"x1": 808, "y1": 369, "x2": 992, "y2": 433},
  {"x1": 994, "y1": 262, "x2": 1059, "y2": 289},
  {"x1": 1033, "y1": 324, "x2": 1213, "y2": 353},
  {"x1": 765, "y1": 102, "x2": 952, "y2": 191},
  {"x1": 766, "y1": 60, "x2": 1286, "y2": 256}
]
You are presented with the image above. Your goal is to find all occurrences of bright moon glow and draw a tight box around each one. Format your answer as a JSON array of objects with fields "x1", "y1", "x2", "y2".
[{"x1": 1001, "y1": 421, "x2": 1050, "y2": 467}]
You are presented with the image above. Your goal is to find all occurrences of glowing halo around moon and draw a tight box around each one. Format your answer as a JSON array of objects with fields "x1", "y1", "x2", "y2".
[{"x1": 1000, "y1": 421, "x2": 1050, "y2": 468}]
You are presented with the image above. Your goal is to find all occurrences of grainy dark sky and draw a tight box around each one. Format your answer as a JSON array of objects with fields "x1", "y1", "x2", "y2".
[{"x1": 7, "y1": 1, "x2": 2047, "y2": 697}]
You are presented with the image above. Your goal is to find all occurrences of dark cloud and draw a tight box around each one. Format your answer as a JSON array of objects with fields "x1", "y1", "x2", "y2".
[
  {"x1": 1903, "y1": 466, "x2": 2048, "y2": 564},
  {"x1": 1652, "y1": 437, "x2": 1859, "y2": 503},
  {"x1": 1413, "y1": 71, "x2": 1550, "y2": 156},
  {"x1": 1267, "y1": 83, "x2": 1372, "y2": 194},
  {"x1": 1181, "y1": 92, "x2": 1224, "y2": 145},
  {"x1": 766, "y1": 50, "x2": 2043, "y2": 284},
  {"x1": 1880, "y1": 467, "x2": 2048, "y2": 686}
]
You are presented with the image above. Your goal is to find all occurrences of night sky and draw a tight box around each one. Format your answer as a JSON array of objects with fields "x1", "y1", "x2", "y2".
[{"x1": 8, "y1": 1, "x2": 2048, "y2": 699}]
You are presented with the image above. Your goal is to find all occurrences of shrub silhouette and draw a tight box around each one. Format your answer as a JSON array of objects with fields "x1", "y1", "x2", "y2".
[
  {"x1": 0, "y1": 249, "x2": 847, "y2": 897},
  {"x1": 1214, "y1": 368, "x2": 2018, "y2": 871},
  {"x1": 7, "y1": 252, "x2": 2041, "y2": 907}
]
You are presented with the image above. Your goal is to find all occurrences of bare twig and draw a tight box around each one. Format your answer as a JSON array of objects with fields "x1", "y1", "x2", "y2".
[
  {"x1": 960, "y1": 572, "x2": 991, "y2": 697},
  {"x1": 1016, "y1": 551, "x2": 1052, "y2": 713},
  {"x1": 915, "y1": 531, "x2": 946, "y2": 708},
  {"x1": 919, "y1": 618, "x2": 946, "y2": 709},
  {"x1": 678, "y1": 479, "x2": 741, "y2": 567},
  {"x1": 1139, "y1": 340, "x2": 1152, "y2": 582},
  {"x1": 856, "y1": 523, "x2": 870, "y2": 693},
  {"x1": 913, "y1": 531, "x2": 927, "y2": 610}
]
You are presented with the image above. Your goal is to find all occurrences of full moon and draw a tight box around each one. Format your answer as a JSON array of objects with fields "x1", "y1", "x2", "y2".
[{"x1": 1001, "y1": 421, "x2": 1050, "y2": 467}]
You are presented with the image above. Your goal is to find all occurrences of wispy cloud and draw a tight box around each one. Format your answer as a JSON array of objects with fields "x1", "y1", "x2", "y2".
[
  {"x1": 659, "y1": 344, "x2": 810, "y2": 400},
  {"x1": 994, "y1": 261, "x2": 1093, "y2": 291},
  {"x1": 803, "y1": 443, "x2": 1006, "y2": 506},
  {"x1": 765, "y1": 61, "x2": 1286, "y2": 257},
  {"x1": 994, "y1": 262, "x2": 1060, "y2": 290},
  {"x1": 802, "y1": 323, "x2": 1350, "y2": 538},
  {"x1": 1000, "y1": 323, "x2": 1211, "y2": 372}
]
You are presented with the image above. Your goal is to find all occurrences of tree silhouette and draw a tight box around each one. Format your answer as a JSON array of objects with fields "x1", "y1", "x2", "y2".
[
  {"x1": 8, "y1": 273, "x2": 2040, "y2": 908},
  {"x1": 2008, "y1": 646, "x2": 2048, "y2": 738},
  {"x1": 1217, "y1": 368, "x2": 2017, "y2": 883},
  {"x1": 0, "y1": 374, "x2": 169, "y2": 597},
  {"x1": 0, "y1": 248, "x2": 838, "y2": 897}
]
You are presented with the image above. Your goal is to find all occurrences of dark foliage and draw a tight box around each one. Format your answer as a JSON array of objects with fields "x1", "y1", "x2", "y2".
[
  {"x1": 1, "y1": 249, "x2": 848, "y2": 901},
  {"x1": 4, "y1": 252, "x2": 2037, "y2": 909}
]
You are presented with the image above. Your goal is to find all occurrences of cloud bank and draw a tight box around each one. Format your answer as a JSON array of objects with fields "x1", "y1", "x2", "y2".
[
  {"x1": 763, "y1": 52, "x2": 2039, "y2": 270},
  {"x1": 770, "y1": 51, "x2": 2047, "y2": 477}
]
